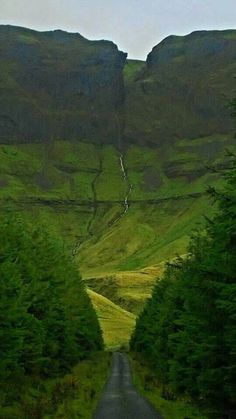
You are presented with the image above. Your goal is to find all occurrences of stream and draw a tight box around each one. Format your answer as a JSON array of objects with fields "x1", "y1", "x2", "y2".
[
  {"x1": 119, "y1": 153, "x2": 127, "y2": 180},
  {"x1": 119, "y1": 152, "x2": 132, "y2": 213},
  {"x1": 112, "y1": 152, "x2": 132, "y2": 222},
  {"x1": 72, "y1": 151, "x2": 132, "y2": 254}
]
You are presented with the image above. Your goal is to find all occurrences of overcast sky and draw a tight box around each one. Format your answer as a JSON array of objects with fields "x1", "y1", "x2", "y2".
[{"x1": 1, "y1": 0, "x2": 236, "y2": 59}]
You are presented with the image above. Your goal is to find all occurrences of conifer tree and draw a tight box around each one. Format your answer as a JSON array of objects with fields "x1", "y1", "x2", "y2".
[
  {"x1": 131, "y1": 101, "x2": 236, "y2": 416},
  {"x1": 0, "y1": 212, "x2": 103, "y2": 394}
]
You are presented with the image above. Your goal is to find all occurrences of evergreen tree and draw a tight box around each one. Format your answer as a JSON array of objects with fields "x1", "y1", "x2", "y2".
[
  {"x1": 0, "y1": 212, "x2": 103, "y2": 397},
  {"x1": 131, "y1": 154, "x2": 236, "y2": 416}
]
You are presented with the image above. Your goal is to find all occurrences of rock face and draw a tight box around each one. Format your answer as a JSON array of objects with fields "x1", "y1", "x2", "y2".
[
  {"x1": 1, "y1": 27, "x2": 236, "y2": 147},
  {"x1": 0, "y1": 25, "x2": 127, "y2": 144},
  {"x1": 124, "y1": 30, "x2": 236, "y2": 146}
]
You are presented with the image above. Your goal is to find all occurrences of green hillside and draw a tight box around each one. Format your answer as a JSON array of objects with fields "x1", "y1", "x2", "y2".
[
  {"x1": 88, "y1": 289, "x2": 135, "y2": 349},
  {"x1": 1, "y1": 26, "x2": 236, "y2": 349},
  {"x1": 1, "y1": 134, "x2": 235, "y2": 348}
]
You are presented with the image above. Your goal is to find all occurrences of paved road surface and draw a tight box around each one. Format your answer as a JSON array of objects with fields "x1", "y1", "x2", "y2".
[{"x1": 93, "y1": 352, "x2": 163, "y2": 419}]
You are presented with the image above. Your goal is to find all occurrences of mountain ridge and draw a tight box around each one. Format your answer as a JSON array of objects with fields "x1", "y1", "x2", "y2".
[
  {"x1": 0, "y1": 24, "x2": 127, "y2": 144},
  {"x1": 124, "y1": 29, "x2": 236, "y2": 146},
  {"x1": 1, "y1": 25, "x2": 236, "y2": 146},
  {"x1": 1, "y1": 25, "x2": 236, "y2": 348}
]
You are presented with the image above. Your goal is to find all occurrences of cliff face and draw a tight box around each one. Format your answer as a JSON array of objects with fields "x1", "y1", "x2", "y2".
[
  {"x1": 124, "y1": 30, "x2": 236, "y2": 146},
  {"x1": 1, "y1": 27, "x2": 236, "y2": 335},
  {"x1": 0, "y1": 25, "x2": 127, "y2": 144},
  {"x1": 1, "y1": 27, "x2": 236, "y2": 148}
]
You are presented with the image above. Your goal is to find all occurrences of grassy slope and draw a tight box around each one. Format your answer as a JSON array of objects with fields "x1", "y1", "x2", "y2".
[
  {"x1": 88, "y1": 289, "x2": 135, "y2": 349},
  {"x1": 78, "y1": 195, "x2": 213, "y2": 276},
  {"x1": 0, "y1": 136, "x2": 235, "y2": 348},
  {"x1": 86, "y1": 265, "x2": 163, "y2": 315}
]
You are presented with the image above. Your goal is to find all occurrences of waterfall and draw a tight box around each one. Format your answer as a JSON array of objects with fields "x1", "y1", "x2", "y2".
[
  {"x1": 110, "y1": 152, "x2": 132, "y2": 224},
  {"x1": 119, "y1": 153, "x2": 127, "y2": 180}
]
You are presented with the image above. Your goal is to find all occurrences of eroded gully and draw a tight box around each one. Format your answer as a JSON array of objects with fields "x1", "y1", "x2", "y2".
[{"x1": 72, "y1": 150, "x2": 131, "y2": 255}]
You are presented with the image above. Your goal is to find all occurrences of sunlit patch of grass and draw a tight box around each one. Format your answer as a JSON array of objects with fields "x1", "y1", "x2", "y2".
[
  {"x1": 86, "y1": 265, "x2": 163, "y2": 315},
  {"x1": 88, "y1": 289, "x2": 135, "y2": 350}
]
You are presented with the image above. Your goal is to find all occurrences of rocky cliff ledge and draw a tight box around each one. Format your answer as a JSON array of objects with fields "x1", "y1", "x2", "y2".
[
  {"x1": 0, "y1": 25, "x2": 127, "y2": 144},
  {"x1": 124, "y1": 30, "x2": 236, "y2": 146}
]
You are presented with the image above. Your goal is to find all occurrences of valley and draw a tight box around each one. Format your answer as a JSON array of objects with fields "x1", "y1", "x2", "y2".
[
  {"x1": 1, "y1": 25, "x2": 236, "y2": 350},
  {"x1": 0, "y1": 133, "x2": 234, "y2": 348}
]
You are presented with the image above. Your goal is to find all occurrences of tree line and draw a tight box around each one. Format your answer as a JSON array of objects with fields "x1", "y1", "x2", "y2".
[
  {"x1": 131, "y1": 136, "x2": 236, "y2": 416},
  {"x1": 0, "y1": 213, "x2": 103, "y2": 407}
]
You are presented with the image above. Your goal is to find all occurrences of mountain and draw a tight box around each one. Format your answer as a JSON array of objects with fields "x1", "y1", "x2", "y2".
[
  {"x1": 0, "y1": 25, "x2": 126, "y2": 144},
  {"x1": 1, "y1": 27, "x2": 236, "y2": 147},
  {"x1": 0, "y1": 25, "x2": 236, "y2": 348},
  {"x1": 124, "y1": 30, "x2": 236, "y2": 146}
]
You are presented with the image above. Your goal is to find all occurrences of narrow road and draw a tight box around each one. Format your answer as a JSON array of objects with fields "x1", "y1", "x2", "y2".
[{"x1": 93, "y1": 352, "x2": 163, "y2": 419}]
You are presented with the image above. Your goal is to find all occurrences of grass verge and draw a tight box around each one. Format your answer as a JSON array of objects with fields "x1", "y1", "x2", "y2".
[
  {"x1": 0, "y1": 352, "x2": 111, "y2": 419},
  {"x1": 129, "y1": 354, "x2": 208, "y2": 419}
]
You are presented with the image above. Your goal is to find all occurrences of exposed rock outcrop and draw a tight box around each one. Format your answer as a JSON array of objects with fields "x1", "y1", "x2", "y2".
[
  {"x1": 1, "y1": 27, "x2": 236, "y2": 148},
  {"x1": 124, "y1": 30, "x2": 236, "y2": 146},
  {"x1": 0, "y1": 25, "x2": 127, "y2": 144}
]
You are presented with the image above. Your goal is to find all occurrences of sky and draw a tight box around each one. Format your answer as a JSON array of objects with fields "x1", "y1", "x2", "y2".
[{"x1": 1, "y1": 0, "x2": 236, "y2": 60}]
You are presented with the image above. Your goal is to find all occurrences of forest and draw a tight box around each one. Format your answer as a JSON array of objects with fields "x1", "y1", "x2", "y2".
[
  {"x1": 131, "y1": 103, "x2": 236, "y2": 417},
  {"x1": 0, "y1": 213, "x2": 104, "y2": 417}
]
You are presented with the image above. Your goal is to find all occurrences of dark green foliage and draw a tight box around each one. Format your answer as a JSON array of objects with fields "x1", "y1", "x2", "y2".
[
  {"x1": 0, "y1": 213, "x2": 103, "y2": 406},
  {"x1": 131, "y1": 155, "x2": 236, "y2": 416}
]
